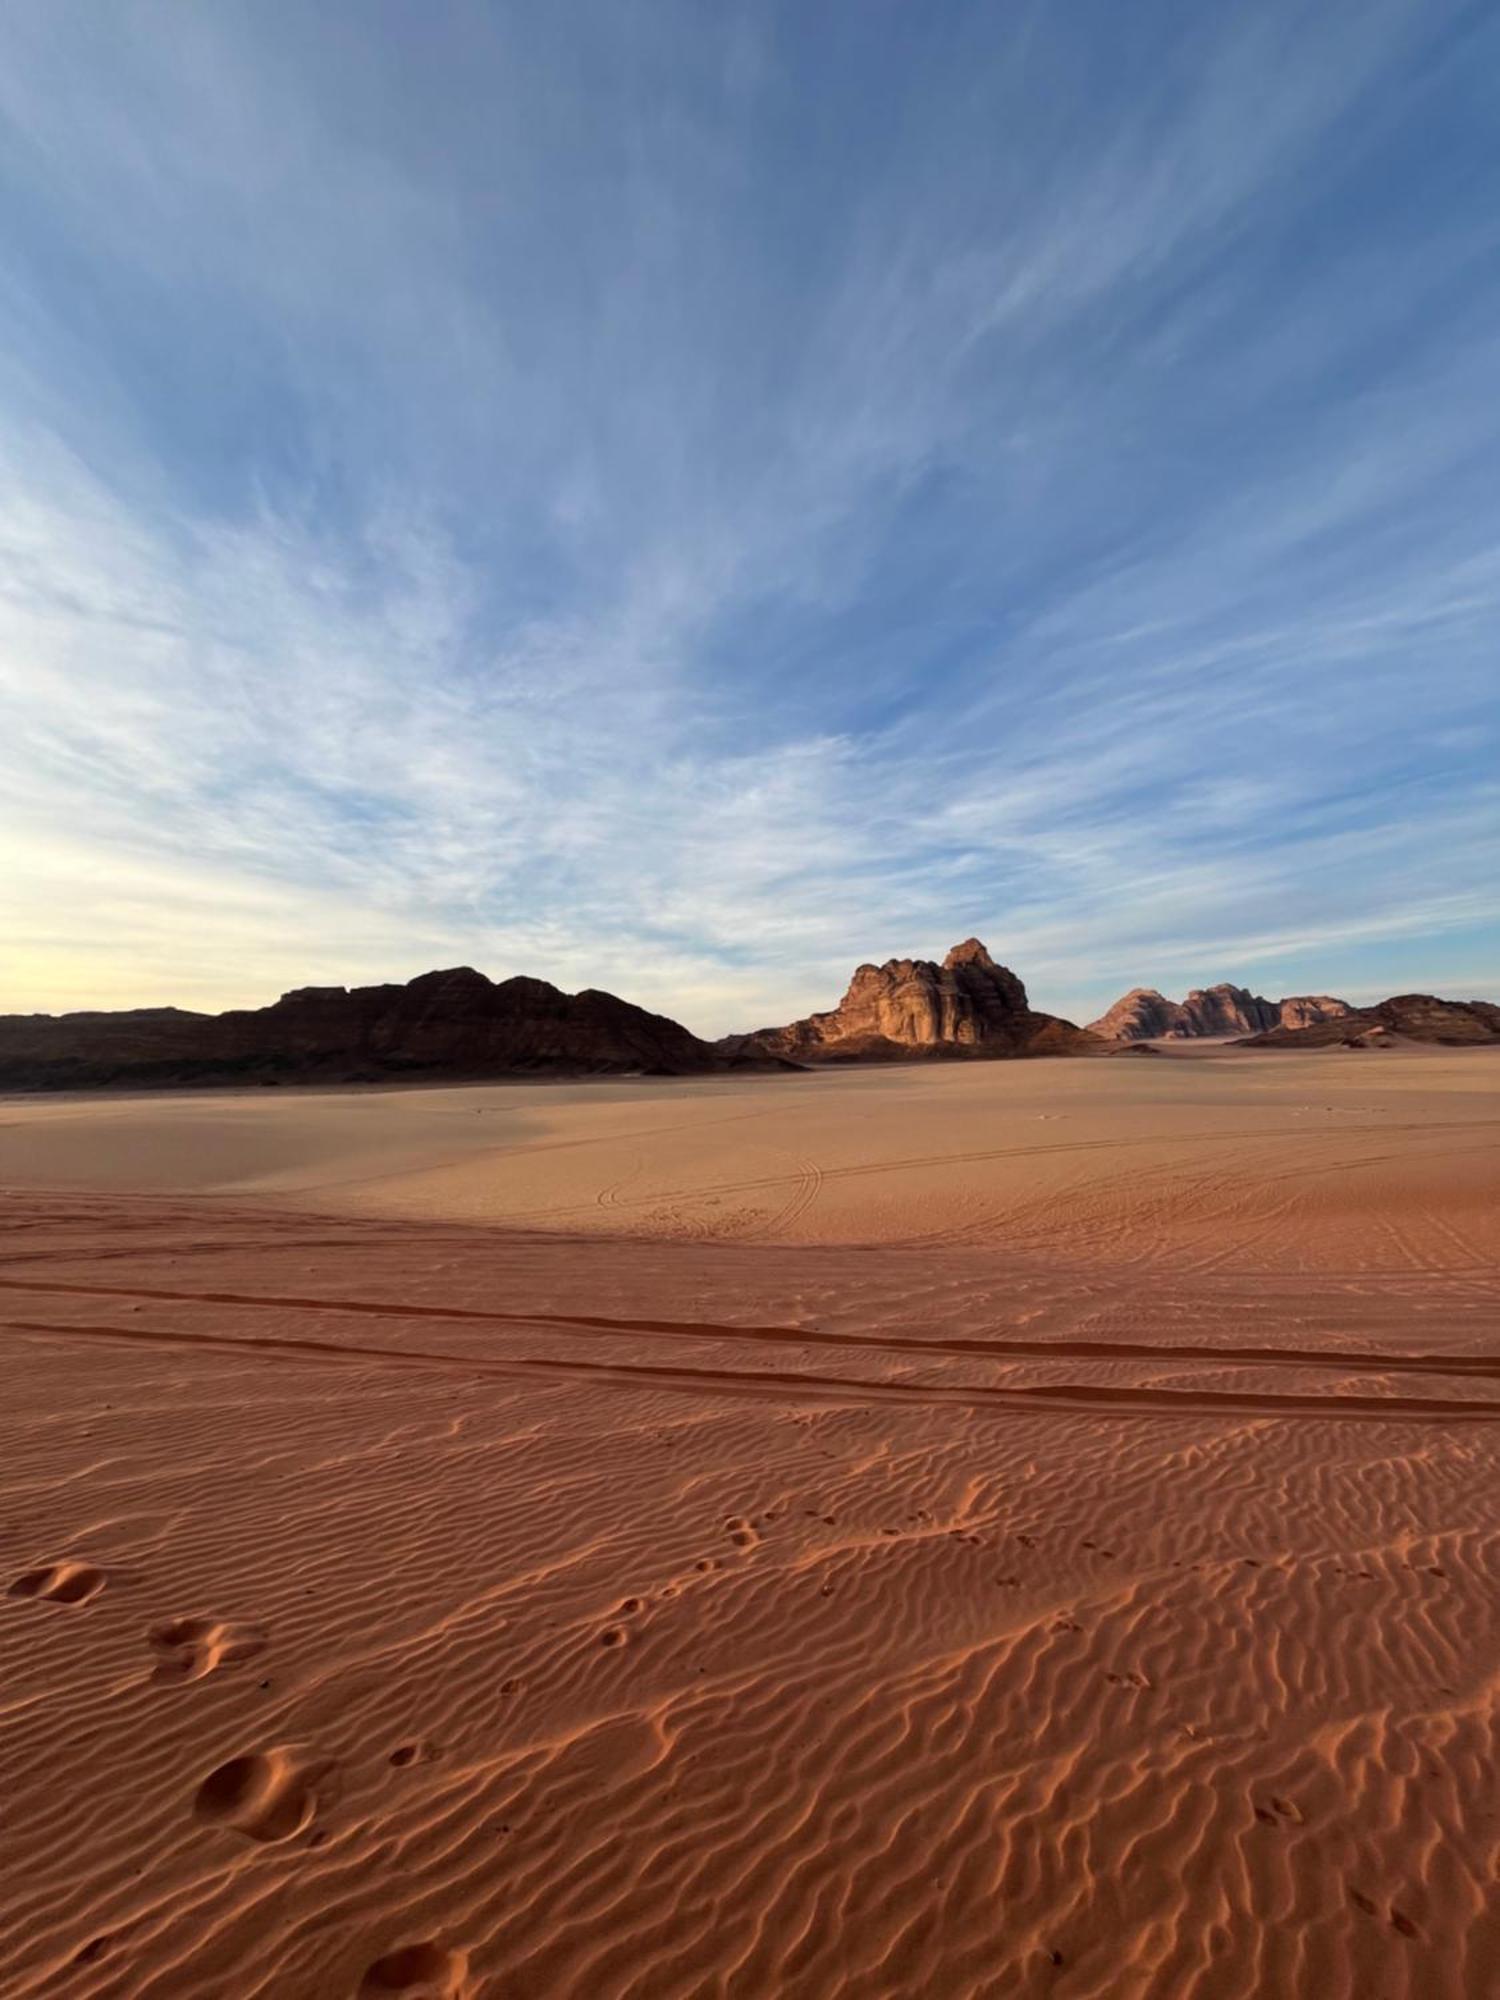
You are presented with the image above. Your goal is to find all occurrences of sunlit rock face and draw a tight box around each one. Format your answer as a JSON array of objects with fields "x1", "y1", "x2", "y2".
[
  {"x1": 1275, "y1": 995, "x2": 1358, "y2": 1033},
  {"x1": 1088, "y1": 984, "x2": 1352, "y2": 1041},
  {"x1": 723, "y1": 939, "x2": 1099, "y2": 1063},
  {"x1": 1244, "y1": 993, "x2": 1500, "y2": 1048}
]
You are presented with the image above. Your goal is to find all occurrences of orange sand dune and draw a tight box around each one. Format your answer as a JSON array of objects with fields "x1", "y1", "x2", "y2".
[{"x1": 2, "y1": 1048, "x2": 1499, "y2": 1996}]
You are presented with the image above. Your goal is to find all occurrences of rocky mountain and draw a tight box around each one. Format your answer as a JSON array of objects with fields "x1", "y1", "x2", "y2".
[
  {"x1": 1242, "y1": 994, "x2": 1500, "y2": 1049},
  {"x1": 0, "y1": 967, "x2": 758, "y2": 1090},
  {"x1": 720, "y1": 939, "x2": 1100, "y2": 1063},
  {"x1": 1274, "y1": 995, "x2": 1357, "y2": 1033},
  {"x1": 1087, "y1": 984, "x2": 1351, "y2": 1041}
]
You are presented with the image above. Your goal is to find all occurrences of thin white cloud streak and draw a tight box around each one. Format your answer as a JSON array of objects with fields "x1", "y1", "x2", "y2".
[{"x1": 3, "y1": 422, "x2": 1493, "y2": 1030}]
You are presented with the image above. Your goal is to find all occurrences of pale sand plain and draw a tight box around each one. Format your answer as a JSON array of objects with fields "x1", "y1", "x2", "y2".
[{"x1": 2, "y1": 1046, "x2": 1499, "y2": 1998}]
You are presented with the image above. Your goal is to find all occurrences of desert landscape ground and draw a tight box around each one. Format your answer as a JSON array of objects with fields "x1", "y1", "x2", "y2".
[{"x1": 4, "y1": 1045, "x2": 1500, "y2": 1998}]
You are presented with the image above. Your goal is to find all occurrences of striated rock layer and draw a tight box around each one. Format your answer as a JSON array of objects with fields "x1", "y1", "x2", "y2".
[
  {"x1": 1088, "y1": 984, "x2": 1351, "y2": 1042},
  {"x1": 721, "y1": 939, "x2": 1099, "y2": 1063},
  {"x1": 0, "y1": 967, "x2": 751, "y2": 1090},
  {"x1": 1243, "y1": 993, "x2": 1500, "y2": 1049}
]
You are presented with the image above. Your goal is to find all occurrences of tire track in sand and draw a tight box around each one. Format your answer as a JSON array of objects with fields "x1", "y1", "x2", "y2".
[
  {"x1": 10, "y1": 1316, "x2": 1500, "y2": 1427},
  {"x1": 5, "y1": 1274, "x2": 1500, "y2": 1384}
]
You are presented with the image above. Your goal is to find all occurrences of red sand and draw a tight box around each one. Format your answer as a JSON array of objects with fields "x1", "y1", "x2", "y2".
[{"x1": 3, "y1": 1048, "x2": 1499, "y2": 1997}]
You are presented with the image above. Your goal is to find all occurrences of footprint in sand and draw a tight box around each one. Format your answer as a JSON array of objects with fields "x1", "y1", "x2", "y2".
[
  {"x1": 725, "y1": 1517, "x2": 759, "y2": 1550},
  {"x1": 148, "y1": 1615, "x2": 268, "y2": 1685},
  {"x1": 389, "y1": 1741, "x2": 443, "y2": 1769},
  {"x1": 193, "y1": 1747, "x2": 332, "y2": 1843},
  {"x1": 8, "y1": 1560, "x2": 107, "y2": 1606},
  {"x1": 359, "y1": 1942, "x2": 470, "y2": 1996}
]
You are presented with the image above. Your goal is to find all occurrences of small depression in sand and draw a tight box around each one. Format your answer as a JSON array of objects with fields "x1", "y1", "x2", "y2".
[
  {"x1": 8, "y1": 1559, "x2": 106, "y2": 1605},
  {"x1": 359, "y1": 1942, "x2": 470, "y2": 1996},
  {"x1": 192, "y1": 1748, "x2": 329, "y2": 1844},
  {"x1": 149, "y1": 1614, "x2": 268, "y2": 1684}
]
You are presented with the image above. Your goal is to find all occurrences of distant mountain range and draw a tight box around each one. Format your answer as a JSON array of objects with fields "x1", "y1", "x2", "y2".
[
  {"x1": 2, "y1": 948, "x2": 1496, "y2": 1090},
  {"x1": 1242, "y1": 993, "x2": 1500, "y2": 1048},
  {"x1": 0, "y1": 966, "x2": 767, "y2": 1090},
  {"x1": 1087, "y1": 983, "x2": 1353, "y2": 1041},
  {"x1": 1087, "y1": 982, "x2": 1500, "y2": 1049}
]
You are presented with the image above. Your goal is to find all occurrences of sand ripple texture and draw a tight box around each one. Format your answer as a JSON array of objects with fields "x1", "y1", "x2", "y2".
[{"x1": 2, "y1": 1052, "x2": 1499, "y2": 1998}]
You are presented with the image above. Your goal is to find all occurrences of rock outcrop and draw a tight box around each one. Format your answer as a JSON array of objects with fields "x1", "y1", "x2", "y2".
[
  {"x1": 1273, "y1": 995, "x2": 1356, "y2": 1033},
  {"x1": 720, "y1": 939, "x2": 1099, "y2": 1063},
  {"x1": 1242, "y1": 994, "x2": 1500, "y2": 1049},
  {"x1": 0, "y1": 967, "x2": 759, "y2": 1090},
  {"x1": 1087, "y1": 984, "x2": 1351, "y2": 1041}
]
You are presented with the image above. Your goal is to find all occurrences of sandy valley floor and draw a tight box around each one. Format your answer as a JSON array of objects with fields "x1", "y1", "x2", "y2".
[{"x1": 2, "y1": 1048, "x2": 1499, "y2": 1997}]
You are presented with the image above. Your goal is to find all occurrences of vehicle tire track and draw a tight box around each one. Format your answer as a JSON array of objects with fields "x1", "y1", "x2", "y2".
[{"x1": 10, "y1": 1316, "x2": 1500, "y2": 1426}]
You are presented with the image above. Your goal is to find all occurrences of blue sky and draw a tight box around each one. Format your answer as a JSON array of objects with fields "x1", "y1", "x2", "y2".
[{"x1": 1, "y1": 1, "x2": 1496, "y2": 1035}]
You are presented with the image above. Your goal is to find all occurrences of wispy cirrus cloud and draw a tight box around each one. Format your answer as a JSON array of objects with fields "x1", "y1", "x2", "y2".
[{"x1": 1, "y1": 1, "x2": 1496, "y2": 1034}]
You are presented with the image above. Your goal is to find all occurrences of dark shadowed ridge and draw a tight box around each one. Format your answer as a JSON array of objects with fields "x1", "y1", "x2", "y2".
[{"x1": 0, "y1": 966, "x2": 786, "y2": 1090}]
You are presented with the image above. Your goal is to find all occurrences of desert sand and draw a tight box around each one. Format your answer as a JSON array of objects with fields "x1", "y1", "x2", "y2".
[{"x1": 3, "y1": 1045, "x2": 1499, "y2": 1997}]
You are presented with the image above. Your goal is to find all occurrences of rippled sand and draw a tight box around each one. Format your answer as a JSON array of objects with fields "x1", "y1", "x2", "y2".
[{"x1": 3, "y1": 1048, "x2": 1499, "y2": 1997}]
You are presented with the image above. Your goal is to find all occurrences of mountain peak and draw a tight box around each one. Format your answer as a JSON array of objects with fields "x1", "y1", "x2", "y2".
[
  {"x1": 723, "y1": 942, "x2": 1094, "y2": 1063},
  {"x1": 942, "y1": 938, "x2": 995, "y2": 970}
]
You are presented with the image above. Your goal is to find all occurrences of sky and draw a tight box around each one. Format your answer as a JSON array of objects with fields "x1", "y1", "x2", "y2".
[{"x1": 1, "y1": 0, "x2": 1497, "y2": 1037}]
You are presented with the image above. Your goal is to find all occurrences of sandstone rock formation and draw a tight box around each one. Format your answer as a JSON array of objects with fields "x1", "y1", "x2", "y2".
[
  {"x1": 0, "y1": 967, "x2": 757, "y2": 1090},
  {"x1": 1242, "y1": 994, "x2": 1500, "y2": 1049},
  {"x1": 1087, "y1": 984, "x2": 1352, "y2": 1041},
  {"x1": 721, "y1": 940, "x2": 1099, "y2": 1063},
  {"x1": 1274, "y1": 995, "x2": 1357, "y2": 1033}
]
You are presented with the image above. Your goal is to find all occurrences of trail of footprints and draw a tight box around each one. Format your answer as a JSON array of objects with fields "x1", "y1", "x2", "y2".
[
  {"x1": 9, "y1": 1505, "x2": 1443, "y2": 1991},
  {"x1": 8, "y1": 1557, "x2": 272, "y2": 1688},
  {"x1": 0, "y1": 1510, "x2": 783, "y2": 1990},
  {"x1": 4, "y1": 1554, "x2": 467, "y2": 1989},
  {"x1": 591, "y1": 1513, "x2": 762, "y2": 1650}
]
